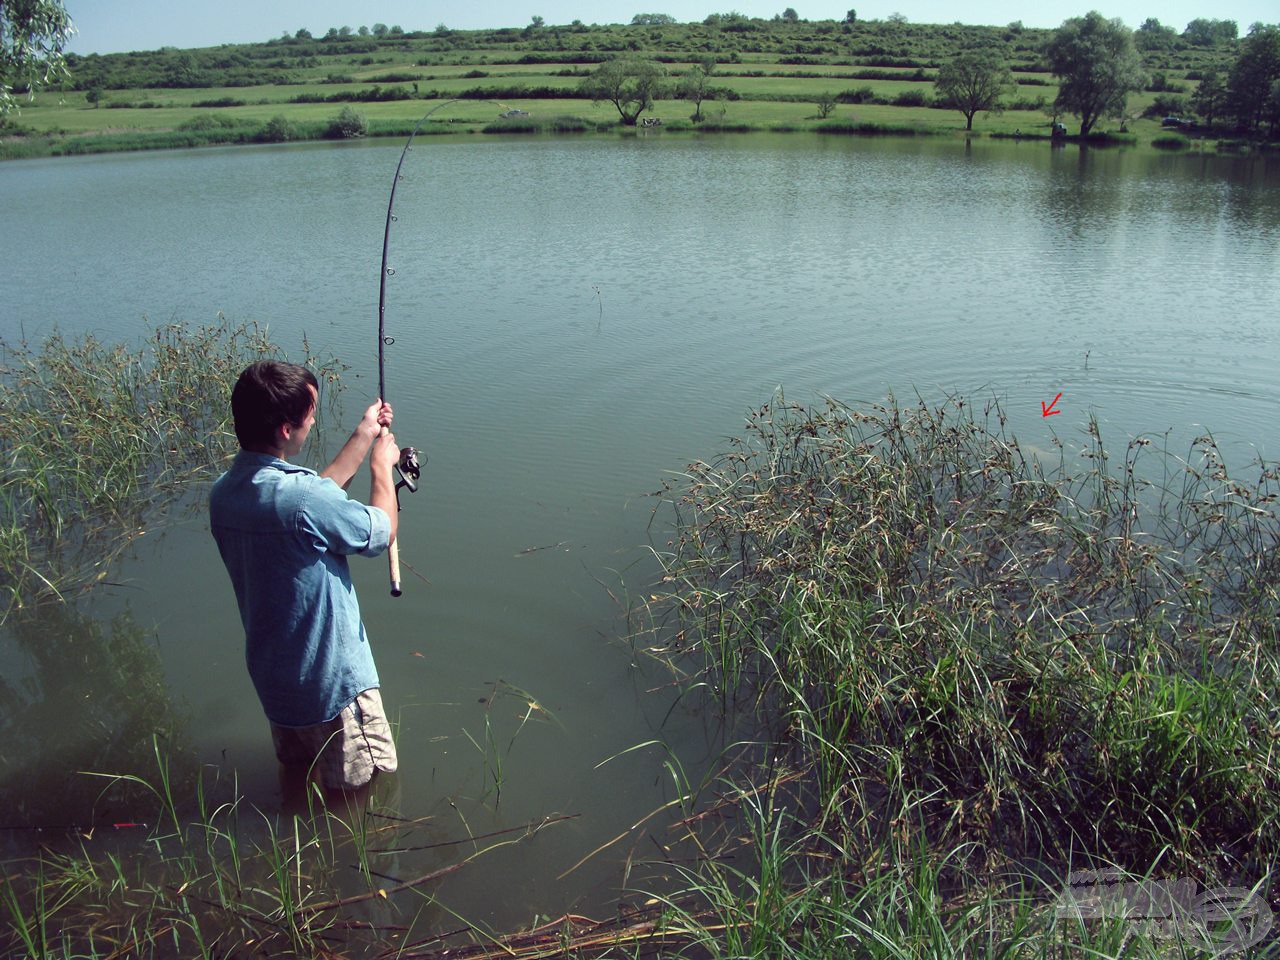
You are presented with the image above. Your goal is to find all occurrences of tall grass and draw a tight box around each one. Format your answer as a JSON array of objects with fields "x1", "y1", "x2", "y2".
[
  {"x1": 0, "y1": 744, "x2": 585, "y2": 959},
  {"x1": 0, "y1": 318, "x2": 346, "y2": 621},
  {"x1": 636, "y1": 392, "x2": 1280, "y2": 956}
]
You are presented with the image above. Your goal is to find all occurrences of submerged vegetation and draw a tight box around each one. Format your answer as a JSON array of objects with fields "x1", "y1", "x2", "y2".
[
  {"x1": 0, "y1": 748, "x2": 579, "y2": 959},
  {"x1": 634, "y1": 394, "x2": 1280, "y2": 955}
]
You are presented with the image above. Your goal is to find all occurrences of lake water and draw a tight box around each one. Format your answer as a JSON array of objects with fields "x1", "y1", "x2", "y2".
[{"x1": 2, "y1": 133, "x2": 1279, "y2": 930}]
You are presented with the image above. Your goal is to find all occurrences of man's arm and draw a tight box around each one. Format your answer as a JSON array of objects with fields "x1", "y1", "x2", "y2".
[
  {"x1": 369, "y1": 429, "x2": 400, "y2": 544},
  {"x1": 321, "y1": 400, "x2": 392, "y2": 490}
]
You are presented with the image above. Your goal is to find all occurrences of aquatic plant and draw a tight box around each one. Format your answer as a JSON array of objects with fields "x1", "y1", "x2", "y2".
[
  {"x1": 0, "y1": 318, "x2": 346, "y2": 621},
  {"x1": 633, "y1": 392, "x2": 1280, "y2": 955},
  {"x1": 0, "y1": 747, "x2": 579, "y2": 959}
]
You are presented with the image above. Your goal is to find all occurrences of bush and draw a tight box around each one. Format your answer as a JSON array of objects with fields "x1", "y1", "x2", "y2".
[
  {"x1": 1152, "y1": 134, "x2": 1189, "y2": 149},
  {"x1": 324, "y1": 106, "x2": 367, "y2": 138},
  {"x1": 258, "y1": 114, "x2": 298, "y2": 142},
  {"x1": 192, "y1": 97, "x2": 246, "y2": 107},
  {"x1": 837, "y1": 84, "x2": 876, "y2": 103},
  {"x1": 178, "y1": 115, "x2": 239, "y2": 131},
  {"x1": 1006, "y1": 95, "x2": 1047, "y2": 111},
  {"x1": 891, "y1": 89, "x2": 928, "y2": 106},
  {"x1": 1143, "y1": 93, "x2": 1188, "y2": 118}
]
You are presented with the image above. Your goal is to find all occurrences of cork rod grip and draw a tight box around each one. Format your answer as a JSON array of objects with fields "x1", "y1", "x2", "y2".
[{"x1": 389, "y1": 538, "x2": 402, "y2": 597}]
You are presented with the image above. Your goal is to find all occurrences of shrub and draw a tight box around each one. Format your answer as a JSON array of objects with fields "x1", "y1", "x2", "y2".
[
  {"x1": 324, "y1": 106, "x2": 367, "y2": 138},
  {"x1": 258, "y1": 114, "x2": 298, "y2": 142},
  {"x1": 1152, "y1": 134, "x2": 1189, "y2": 148},
  {"x1": 837, "y1": 84, "x2": 876, "y2": 103},
  {"x1": 1144, "y1": 93, "x2": 1188, "y2": 117},
  {"x1": 891, "y1": 88, "x2": 928, "y2": 106},
  {"x1": 178, "y1": 115, "x2": 239, "y2": 131},
  {"x1": 1006, "y1": 95, "x2": 1047, "y2": 110}
]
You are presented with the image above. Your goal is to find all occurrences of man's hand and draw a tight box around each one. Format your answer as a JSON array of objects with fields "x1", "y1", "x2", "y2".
[
  {"x1": 323, "y1": 400, "x2": 396, "y2": 490},
  {"x1": 360, "y1": 399, "x2": 394, "y2": 439}
]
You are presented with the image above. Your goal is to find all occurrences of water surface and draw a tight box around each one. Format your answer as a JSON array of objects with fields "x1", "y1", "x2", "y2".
[{"x1": 2, "y1": 133, "x2": 1278, "y2": 926}]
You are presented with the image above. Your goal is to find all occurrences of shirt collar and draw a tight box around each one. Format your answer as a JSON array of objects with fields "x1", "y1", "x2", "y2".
[{"x1": 232, "y1": 449, "x2": 315, "y2": 475}]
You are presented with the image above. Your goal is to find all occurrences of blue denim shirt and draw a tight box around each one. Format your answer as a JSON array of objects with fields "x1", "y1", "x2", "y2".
[{"x1": 210, "y1": 451, "x2": 391, "y2": 727}]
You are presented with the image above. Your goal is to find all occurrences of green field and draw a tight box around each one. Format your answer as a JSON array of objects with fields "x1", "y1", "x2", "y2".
[{"x1": 0, "y1": 15, "x2": 1252, "y2": 159}]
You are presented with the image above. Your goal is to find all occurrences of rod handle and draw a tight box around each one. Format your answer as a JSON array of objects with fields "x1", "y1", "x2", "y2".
[
  {"x1": 389, "y1": 538, "x2": 402, "y2": 597},
  {"x1": 381, "y1": 425, "x2": 402, "y2": 597}
]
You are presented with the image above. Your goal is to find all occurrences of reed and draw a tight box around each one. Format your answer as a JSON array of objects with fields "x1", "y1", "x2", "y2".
[
  {"x1": 0, "y1": 318, "x2": 346, "y2": 622},
  {"x1": 0, "y1": 740, "x2": 580, "y2": 958},
  {"x1": 635, "y1": 391, "x2": 1280, "y2": 956}
]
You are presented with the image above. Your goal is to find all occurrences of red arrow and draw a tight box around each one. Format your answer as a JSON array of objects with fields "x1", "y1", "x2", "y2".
[{"x1": 1041, "y1": 392, "x2": 1063, "y2": 418}]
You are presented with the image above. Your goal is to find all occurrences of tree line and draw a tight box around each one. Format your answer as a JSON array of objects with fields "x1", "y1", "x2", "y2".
[{"x1": 575, "y1": 12, "x2": 1278, "y2": 137}]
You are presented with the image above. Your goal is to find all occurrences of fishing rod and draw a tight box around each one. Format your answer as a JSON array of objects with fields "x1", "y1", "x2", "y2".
[{"x1": 376, "y1": 98, "x2": 508, "y2": 595}]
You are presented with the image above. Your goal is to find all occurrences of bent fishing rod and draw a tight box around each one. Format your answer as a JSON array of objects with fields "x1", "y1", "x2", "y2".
[{"x1": 377, "y1": 99, "x2": 509, "y2": 595}]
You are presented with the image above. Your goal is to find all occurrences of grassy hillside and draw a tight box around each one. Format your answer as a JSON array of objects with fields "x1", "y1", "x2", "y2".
[{"x1": 0, "y1": 16, "x2": 1245, "y2": 158}]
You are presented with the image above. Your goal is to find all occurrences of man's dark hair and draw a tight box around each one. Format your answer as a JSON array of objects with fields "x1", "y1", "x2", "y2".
[{"x1": 231, "y1": 361, "x2": 319, "y2": 450}]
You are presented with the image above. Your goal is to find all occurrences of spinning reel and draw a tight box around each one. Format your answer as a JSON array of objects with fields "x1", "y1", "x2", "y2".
[{"x1": 394, "y1": 446, "x2": 422, "y2": 510}]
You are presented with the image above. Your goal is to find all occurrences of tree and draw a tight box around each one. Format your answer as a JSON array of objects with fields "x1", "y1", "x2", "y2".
[
  {"x1": 934, "y1": 49, "x2": 1012, "y2": 130},
  {"x1": 1189, "y1": 70, "x2": 1227, "y2": 127},
  {"x1": 678, "y1": 57, "x2": 716, "y2": 121},
  {"x1": 1227, "y1": 23, "x2": 1280, "y2": 132},
  {"x1": 1, "y1": 0, "x2": 74, "y2": 114},
  {"x1": 372, "y1": 23, "x2": 389, "y2": 37},
  {"x1": 1134, "y1": 17, "x2": 1177, "y2": 51},
  {"x1": 1045, "y1": 12, "x2": 1146, "y2": 137},
  {"x1": 781, "y1": 8, "x2": 799, "y2": 22},
  {"x1": 1183, "y1": 18, "x2": 1237, "y2": 46},
  {"x1": 844, "y1": 10, "x2": 857, "y2": 24},
  {"x1": 632, "y1": 14, "x2": 677, "y2": 25},
  {"x1": 85, "y1": 87, "x2": 101, "y2": 108},
  {"x1": 579, "y1": 58, "x2": 666, "y2": 125},
  {"x1": 816, "y1": 90, "x2": 836, "y2": 118}
]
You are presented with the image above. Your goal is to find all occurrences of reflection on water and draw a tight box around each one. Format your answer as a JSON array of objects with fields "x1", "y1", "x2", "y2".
[
  {"x1": 0, "y1": 134, "x2": 1277, "y2": 929},
  {"x1": 0, "y1": 602, "x2": 194, "y2": 834}
]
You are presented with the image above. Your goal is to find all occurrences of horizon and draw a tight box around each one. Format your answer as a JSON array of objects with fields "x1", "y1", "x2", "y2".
[{"x1": 63, "y1": 1, "x2": 1275, "y2": 56}]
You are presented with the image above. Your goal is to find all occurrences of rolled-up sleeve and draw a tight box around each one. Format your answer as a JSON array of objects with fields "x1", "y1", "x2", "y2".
[{"x1": 301, "y1": 478, "x2": 391, "y2": 558}]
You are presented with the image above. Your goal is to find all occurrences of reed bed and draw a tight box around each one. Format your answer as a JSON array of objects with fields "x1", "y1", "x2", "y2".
[
  {"x1": 636, "y1": 392, "x2": 1280, "y2": 956},
  {"x1": 0, "y1": 319, "x2": 344, "y2": 622},
  {"x1": 0, "y1": 750, "x2": 581, "y2": 960}
]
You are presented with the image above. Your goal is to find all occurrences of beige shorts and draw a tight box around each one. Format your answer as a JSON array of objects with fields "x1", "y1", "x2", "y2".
[{"x1": 271, "y1": 688, "x2": 398, "y2": 791}]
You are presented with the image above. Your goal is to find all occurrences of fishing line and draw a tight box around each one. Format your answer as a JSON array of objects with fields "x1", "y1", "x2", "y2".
[{"x1": 376, "y1": 98, "x2": 509, "y2": 595}]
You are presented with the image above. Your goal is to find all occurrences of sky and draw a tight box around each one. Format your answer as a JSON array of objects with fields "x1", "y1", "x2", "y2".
[{"x1": 63, "y1": 0, "x2": 1275, "y2": 55}]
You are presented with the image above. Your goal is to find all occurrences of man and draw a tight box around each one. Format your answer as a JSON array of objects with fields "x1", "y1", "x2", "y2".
[{"x1": 210, "y1": 360, "x2": 400, "y2": 797}]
